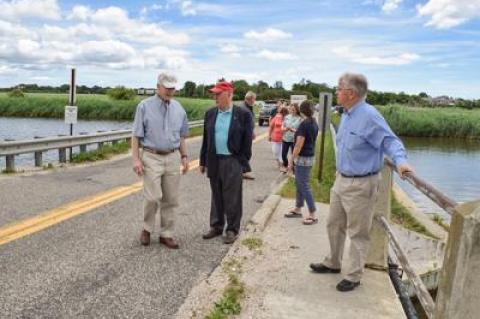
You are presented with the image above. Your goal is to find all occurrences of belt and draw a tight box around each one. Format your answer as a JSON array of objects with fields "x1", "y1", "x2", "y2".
[
  {"x1": 340, "y1": 171, "x2": 379, "y2": 178},
  {"x1": 143, "y1": 147, "x2": 177, "y2": 155},
  {"x1": 216, "y1": 154, "x2": 232, "y2": 159}
]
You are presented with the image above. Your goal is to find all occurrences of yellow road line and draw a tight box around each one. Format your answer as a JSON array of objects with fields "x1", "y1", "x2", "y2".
[{"x1": 0, "y1": 132, "x2": 267, "y2": 246}]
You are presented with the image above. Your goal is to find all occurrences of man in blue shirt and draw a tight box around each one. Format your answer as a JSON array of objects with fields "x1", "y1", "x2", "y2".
[
  {"x1": 310, "y1": 73, "x2": 413, "y2": 292},
  {"x1": 199, "y1": 81, "x2": 253, "y2": 244},
  {"x1": 132, "y1": 73, "x2": 189, "y2": 249}
]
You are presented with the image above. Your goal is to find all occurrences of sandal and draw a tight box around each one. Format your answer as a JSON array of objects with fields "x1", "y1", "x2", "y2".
[
  {"x1": 284, "y1": 210, "x2": 303, "y2": 218},
  {"x1": 303, "y1": 217, "x2": 318, "y2": 225}
]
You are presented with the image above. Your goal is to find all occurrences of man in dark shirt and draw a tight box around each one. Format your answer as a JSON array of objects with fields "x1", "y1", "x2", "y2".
[{"x1": 239, "y1": 91, "x2": 256, "y2": 180}]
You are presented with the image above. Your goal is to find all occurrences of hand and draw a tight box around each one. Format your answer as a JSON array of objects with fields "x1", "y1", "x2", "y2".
[
  {"x1": 132, "y1": 158, "x2": 144, "y2": 177},
  {"x1": 200, "y1": 166, "x2": 205, "y2": 174},
  {"x1": 181, "y1": 157, "x2": 189, "y2": 174},
  {"x1": 397, "y1": 163, "x2": 413, "y2": 179}
]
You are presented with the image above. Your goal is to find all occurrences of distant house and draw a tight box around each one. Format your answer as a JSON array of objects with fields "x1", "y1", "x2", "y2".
[
  {"x1": 137, "y1": 88, "x2": 156, "y2": 95},
  {"x1": 423, "y1": 95, "x2": 456, "y2": 106}
]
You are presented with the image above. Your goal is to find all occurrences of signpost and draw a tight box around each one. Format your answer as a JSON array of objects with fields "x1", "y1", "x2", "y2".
[
  {"x1": 317, "y1": 92, "x2": 332, "y2": 181},
  {"x1": 290, "y1": 94, "x2": 307, "y2": 105},
  {"x1": 65, "y1": 68, "x2": 77, "y2": 161}
]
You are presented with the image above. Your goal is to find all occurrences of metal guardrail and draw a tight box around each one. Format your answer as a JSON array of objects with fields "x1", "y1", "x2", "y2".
[{"x1": 0, "y1": 119, "x2": 204, "y2": 170}]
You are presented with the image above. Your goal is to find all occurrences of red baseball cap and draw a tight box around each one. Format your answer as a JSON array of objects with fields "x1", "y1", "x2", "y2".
[{"x1": 209, "y1": 81, "x2": 234, "y2": 93}]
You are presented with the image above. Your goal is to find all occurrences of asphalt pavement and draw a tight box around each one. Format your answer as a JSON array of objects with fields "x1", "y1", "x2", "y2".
[{"x1": 0, "y1": 126, "x2": 283, "y2": 318}]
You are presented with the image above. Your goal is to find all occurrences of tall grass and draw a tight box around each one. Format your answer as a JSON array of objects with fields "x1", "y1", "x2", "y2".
[
  {"x1": 0, "y1": 93, "x2": 213, "y2": 121},
  {"x1": 378, "y1": 104, "x2": 480, "y2": 139}
]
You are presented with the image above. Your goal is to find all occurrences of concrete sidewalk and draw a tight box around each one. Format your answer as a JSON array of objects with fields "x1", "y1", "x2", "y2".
[{"x1": 176, "y1": 198, "x2": 406, "y2": 319}]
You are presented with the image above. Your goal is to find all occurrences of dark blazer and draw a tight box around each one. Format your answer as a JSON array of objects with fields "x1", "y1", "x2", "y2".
[{"x1": 200, "y1": 105, "x2": 253, "y2": 179}]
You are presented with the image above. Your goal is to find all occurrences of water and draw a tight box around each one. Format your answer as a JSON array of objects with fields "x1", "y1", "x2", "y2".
[
  {"x1": 0, "y1": 117, "x2": 131, "y2": 168},
  {"x1": 396, "y1": 137, "x2": 480, "y2": 221}
]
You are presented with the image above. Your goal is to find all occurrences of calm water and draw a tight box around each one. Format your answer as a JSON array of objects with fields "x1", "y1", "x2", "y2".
[
  {"x1": 0, "y1": 117, "x2": 131, "y2": 168},
  {"x1": 396, "y1": 137, "x2": 480, "y2": 221}
]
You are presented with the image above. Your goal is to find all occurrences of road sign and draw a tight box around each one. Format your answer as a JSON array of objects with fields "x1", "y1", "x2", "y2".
[
  {"x1": 290, "y1": 95, "x2": 307, "y2": 105},
  {"x1": 65, "y1": 106, "x2": 78, "y2": 124}
]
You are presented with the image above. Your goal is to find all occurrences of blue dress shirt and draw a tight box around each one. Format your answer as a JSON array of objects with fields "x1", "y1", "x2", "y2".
[
  {"x1": 215, "y1": 107, "x2": 233, "y2": 155},
  {"x1": 336, "y1": 100, "x2": 407, "y2": 176}
]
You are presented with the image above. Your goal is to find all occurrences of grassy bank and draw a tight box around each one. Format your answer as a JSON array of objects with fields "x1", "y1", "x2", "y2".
[
  {"x1": 0, "y1": 93, "x2": 213, "y2": 121},
  {"x1": 378, "y1": 104, "x2": 480, "y2": 139}
]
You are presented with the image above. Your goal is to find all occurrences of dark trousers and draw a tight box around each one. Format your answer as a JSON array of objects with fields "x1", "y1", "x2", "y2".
[
  {"x1": 209, "y1": 156, "x2": 243, "y2": 234},
  {"x1": 282, "y1": 141, "x2": 294, "y2": 167}
]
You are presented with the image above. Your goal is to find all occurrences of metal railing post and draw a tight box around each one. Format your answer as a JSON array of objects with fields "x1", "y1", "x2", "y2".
[
  {"x1": 5, "y1": 155, "x2": 15, "y2": 171},
  {"x1": 434, "y1": 200, "x2": 480, "y2": 318},
  {"x1": 366, "y1": 163, "x2": 392, "y2": 270}
]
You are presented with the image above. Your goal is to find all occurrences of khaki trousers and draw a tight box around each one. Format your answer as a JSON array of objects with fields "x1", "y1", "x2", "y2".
[
  {"x1": 323, "y1": 173, "x2": 380, "y2": 282},
  {"x1": 141, "y1": 151, "x2": 180, "y2": 238}
]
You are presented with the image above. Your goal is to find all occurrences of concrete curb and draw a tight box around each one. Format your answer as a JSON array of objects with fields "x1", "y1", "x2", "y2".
[{"x1": 173, "y1": 177, "x2": 288, "y2": 319}]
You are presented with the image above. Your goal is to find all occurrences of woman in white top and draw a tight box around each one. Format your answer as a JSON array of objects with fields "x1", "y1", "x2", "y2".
[{"x1": 280, "y1": 103, "x2": 302, "y2": 172}]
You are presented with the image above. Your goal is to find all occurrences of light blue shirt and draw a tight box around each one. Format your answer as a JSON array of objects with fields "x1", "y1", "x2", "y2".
[
  {"x1": 132, "y1": 95, "x2": 189, "y2": 150},
  {"x1": 215, "y1": 107, "x2": 233, "y2": 155},
  {"x1": 336, "y1": 100, "x2": 407, "y2": 176}
]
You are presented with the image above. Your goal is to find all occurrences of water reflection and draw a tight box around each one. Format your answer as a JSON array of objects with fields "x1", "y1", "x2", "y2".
[{"x1": 396, "y1": 137, "x2": 480, "y2": 221}]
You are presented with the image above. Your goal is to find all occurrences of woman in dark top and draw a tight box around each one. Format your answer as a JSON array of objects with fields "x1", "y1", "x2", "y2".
[{"x1": 284, "y1": 100, "x2": 319, "y2": 225}]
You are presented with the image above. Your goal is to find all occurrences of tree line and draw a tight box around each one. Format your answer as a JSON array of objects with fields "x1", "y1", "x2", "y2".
[{"x1": 2, "y1": 80, "x2": 479, "y2": 109}]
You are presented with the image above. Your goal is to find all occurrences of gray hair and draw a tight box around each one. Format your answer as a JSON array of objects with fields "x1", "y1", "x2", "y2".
[
  {"x1": 245, "y1": 91, "x2": 256, "y2": 99},
  {"x1": 339, "y1": 73, "x2": 368, "y2": 99}
]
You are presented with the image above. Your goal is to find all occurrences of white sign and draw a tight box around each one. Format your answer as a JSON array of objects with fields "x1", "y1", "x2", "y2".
[
  {"x1": 290, "y1": 95, "x2": 307, "y2": 105},
  {"x1": 65, "y1": 106, "x2": 78, "y2": 124}
]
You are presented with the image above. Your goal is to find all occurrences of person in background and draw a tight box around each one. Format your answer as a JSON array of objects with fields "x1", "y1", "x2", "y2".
[
  {"x1": 131, "y1": 72, "x2": 189, "y2": 249},
  {"x1": 239, "y1": 91, "x2": 257, "y2": 180},
  {"x1": 269, "y1": 106, "x2": 288, "y2": 170},
  {"x1": 280, "y1": 103, "x2": 302, "y2": 172},
  {"x1": 310, "y1": 72, "x2": 413, "y2": 292},
  {"x1": 200, "y1": 81, "x2": 253, "y2": 244},
  {"x1": 284, "y1": 101, "x2": 318, "y2": 225}
]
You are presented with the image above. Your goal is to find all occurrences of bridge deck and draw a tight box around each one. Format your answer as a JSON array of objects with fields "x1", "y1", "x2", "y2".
[{"x1": 236, "y1": 199, "x2": 406, "y2": 319}]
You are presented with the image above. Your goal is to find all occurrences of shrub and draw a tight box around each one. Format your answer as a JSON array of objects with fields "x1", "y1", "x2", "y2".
[
  {"x1": 8, "y1": 88, "x2": 25, "y2": 98},
  {"x1": 106, "y1": 86, "x2": 136, "y2": 100}
]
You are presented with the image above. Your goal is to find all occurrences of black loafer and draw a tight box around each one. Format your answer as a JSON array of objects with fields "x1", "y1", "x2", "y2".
[
  {"x1": 336, "y1": 279, "x2": 360, "y2": 292},
  {"x1": 202, "y1": 228, "x2": 223, "y2": 239},
  {"x1": 223, "y1": 231, "x2": 238, "y2": 244},
  {"x1": 310, "y1": 263, "x2": 341, "y2": 274}
]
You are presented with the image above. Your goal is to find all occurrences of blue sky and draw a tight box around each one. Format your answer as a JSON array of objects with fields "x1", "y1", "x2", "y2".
[{"x1": 0, "y1": 0, "x2": 479, "y2": 98}]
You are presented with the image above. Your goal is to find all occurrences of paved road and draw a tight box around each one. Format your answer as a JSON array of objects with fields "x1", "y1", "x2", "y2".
[{"x1": 0, "y1": 127, "x2": 283, "y2": 318}]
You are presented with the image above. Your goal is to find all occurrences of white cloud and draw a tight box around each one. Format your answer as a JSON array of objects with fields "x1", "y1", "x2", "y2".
[
  {"x1": 0, "y1": 65, "x2": 17, "y2": 75},
  {"x1": 220, "y1": 44, "x2": 242, "y2": 57},
  {"x1": 382, "y1": 0, "x2": 403, "y2": 13},
  {"x1": 256, "y1": 50, "x2": 296, "y2": 61},
  {"x1": 168, "y1": 0, "x2": 227, "y2": 17},
  {"x1": 332, "y1": 46, "x2": 420, "y2": 65},
  {"x1": 244, "y1": 28, "x2": 292, "y2": 41},
  {"x1": 0, "y1": 0, "x2": 60, "y2": 21},
  {"x1": 417, "y1": 0, "x2": 480, "y2": 29},
  {"x1": 0, "y1": 20, "x2": 34, "y2": 38},
  {"x1": 65, "y1": 6, "x2": 189, "y2": 45}
]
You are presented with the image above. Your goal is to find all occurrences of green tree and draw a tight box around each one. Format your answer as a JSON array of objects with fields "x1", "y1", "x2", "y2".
[{"x1": 183, "y1": 81, "x2": 196, "y2": 97}]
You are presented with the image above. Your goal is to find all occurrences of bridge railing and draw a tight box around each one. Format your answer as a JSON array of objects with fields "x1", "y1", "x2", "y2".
[
  {"x1": 0, "y1": 119, "x2": 204, "y2": 171},
  {"x1": 329, "y1": 123, "x2": 480, "y2": 319}
]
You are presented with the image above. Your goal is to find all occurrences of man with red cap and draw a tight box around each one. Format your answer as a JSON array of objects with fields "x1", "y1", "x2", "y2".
[{"x1": 199, "y1": 80, "x2": 253, "y2": 244}]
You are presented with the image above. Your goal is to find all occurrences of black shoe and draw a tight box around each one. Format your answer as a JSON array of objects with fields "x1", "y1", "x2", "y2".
[
  {"x1": 336, "y1": 279, "x2": 360, "y2": 292},
  {"x1": 223, "y1": 231, "x2": 238, "y2": 244},
  {"x1": 202, "y1": 228, "x2": 223, "y2": 240},
  {"x1": 310, "y1": 263, "x2": 341, "y2": 274}
]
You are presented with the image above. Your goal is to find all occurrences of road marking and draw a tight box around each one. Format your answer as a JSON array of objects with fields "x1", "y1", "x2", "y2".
[{"x1": 0, "y1": 132, "x2": 268, "y2": 246}]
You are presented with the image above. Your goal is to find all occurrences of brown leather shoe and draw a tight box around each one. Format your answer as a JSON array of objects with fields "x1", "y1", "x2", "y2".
[
  {"x1": 159, "y1": 237, "x2": 179, "y2": 249},
  {"x1": 202, "y1": 228, "x2": 223, "y2": 239},
  {"x1": 223, "y1": 231, "x2": 238, "y2": 244},
  {"x1": 140, "y1": 230, "x2": 150, "y2": 246}
]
